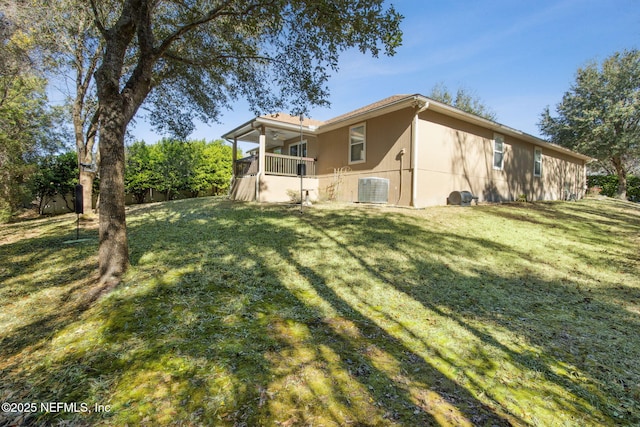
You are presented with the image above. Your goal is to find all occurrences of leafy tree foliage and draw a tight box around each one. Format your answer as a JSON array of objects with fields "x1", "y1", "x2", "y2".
[
  {"x1": 7, "y1": 0, "x2": 104, "y2": 214},
  {"x1": 190, "y1": 139, "x2": 234, "y2": 196},
  {"x1": 588, "y1": 175, "x2": 639, "y2": 202},
  {"x1": 84, "y1": 0, "x2": 402, "y2": 283},
  {"x1": 0, "y1": 14, "x2": 67, "y2": 220},
  {"x1": 429, "y1": 82, "x2": 497, "y2": 121},
  {"x1": 29, "y1": 151, "x2": 79, "y2": 214},
  {"x1": 124, "y1": 140, "x2": 157, "y2": 204},
  {"x1": 124, "y1": 139, "x2": 234, "y2": 203},
  {"x1": 153, "y1": 138, "x2": 195, "y2": 201},
  {"x1": 540, "y1": 49, "x2": 640, "y2": 199}
]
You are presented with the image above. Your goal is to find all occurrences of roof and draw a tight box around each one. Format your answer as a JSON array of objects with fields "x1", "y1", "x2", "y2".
[
  {"x1": 259, "y1": 112, "x2": 325, "y2": 128},
  {"x1": 323, "y1": 95, "x2": 411, "y2": 125},
  {"x1": 321, "y1": 94, "x2": 591, "y2": 161},
  {"x1": 222, "y1": 94, "x2": 591, "y2": 161}
]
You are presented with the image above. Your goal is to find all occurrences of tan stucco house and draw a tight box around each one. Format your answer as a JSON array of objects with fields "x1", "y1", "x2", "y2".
[{"x1": 222, "y1": 94, "x2": 590, "y2": 207}]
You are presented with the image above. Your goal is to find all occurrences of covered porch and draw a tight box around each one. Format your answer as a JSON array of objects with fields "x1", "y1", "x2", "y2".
[{"x1": 223, "y1": 113, "x2": 322, "y2": 203}]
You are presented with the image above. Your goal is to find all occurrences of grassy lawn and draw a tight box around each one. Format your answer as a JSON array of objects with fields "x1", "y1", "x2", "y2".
[{"x1": 1, "y1": 197, "x2": 639, "y2": 426}]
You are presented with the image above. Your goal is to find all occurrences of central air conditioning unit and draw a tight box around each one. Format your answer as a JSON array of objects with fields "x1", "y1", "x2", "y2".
[{"x1": 358, "y1": 177, "x2": 389, "y2": 204}]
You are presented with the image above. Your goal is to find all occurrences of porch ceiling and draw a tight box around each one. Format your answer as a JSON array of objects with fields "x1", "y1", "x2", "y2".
[
  {"x1": 234, "y1": 127, "x2": 303, "y2": 148},
  {"x1": 222, "y1": 113, "x2": 322, "y2": 147}
]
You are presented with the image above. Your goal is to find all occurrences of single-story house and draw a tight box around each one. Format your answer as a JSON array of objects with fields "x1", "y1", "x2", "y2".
[{"x1": 222, "y1": 94, "x2": 591, "y2": 207}]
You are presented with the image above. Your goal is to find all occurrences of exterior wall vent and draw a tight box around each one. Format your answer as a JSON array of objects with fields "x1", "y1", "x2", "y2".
[{"x1": 358, "y1": 177, "x2": 389, "y2": 204}]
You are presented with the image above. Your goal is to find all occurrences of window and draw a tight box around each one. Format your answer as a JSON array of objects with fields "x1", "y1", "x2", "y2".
[
  {"x1": 493, "y1": 134, "x2": 504, "y2": 170},
  {"x1": 289, "y1": 141, "x2": 307, "y2": 157},
  {"x1": 534, "y1": 147, "x2": 542, "y2": 177},
  {"x1": 349, "y1": 123, "x2": 366, "y2": 164}
]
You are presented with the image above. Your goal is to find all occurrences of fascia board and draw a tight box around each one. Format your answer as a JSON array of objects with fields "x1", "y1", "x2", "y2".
[
  {"x1": 221, "y1": 119, "x2": 258, "y2": 140},
  {"x1": 254, "y1": 117, "x2": 318, "y2": 135},
  {"x1": 426, "y1": 101, "x2": 592, "y2": 162},
  {"x1": 318, "y1": 95, "x2": 427, "y2": 133}
]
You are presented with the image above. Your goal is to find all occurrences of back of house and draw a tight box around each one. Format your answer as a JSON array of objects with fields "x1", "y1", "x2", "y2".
[{"x1": 223, "y1": 94, "x2": 590, "y2": 207}]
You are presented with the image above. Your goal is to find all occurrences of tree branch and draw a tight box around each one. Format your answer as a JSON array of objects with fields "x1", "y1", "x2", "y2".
[
  {"x1": 162, "y1": 51, "x2": 280, "y2": 68},
  {"x1": 154, "y1": 0, "x2": 235, "y2": 57},
  {"x1": 88, "y1": 0, "x2": 106, "y2": 37},
  {"x1": 154, "y1": 0, "x2": 279, "y2": 58},
  {"x1": 85, "y1": 106, "x2": 100, "y2": 153}
]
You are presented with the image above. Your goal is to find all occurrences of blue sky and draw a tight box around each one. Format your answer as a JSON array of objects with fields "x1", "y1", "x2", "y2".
[{"x1": 131, "y1": 0, "x2": 640, "y2": 146}]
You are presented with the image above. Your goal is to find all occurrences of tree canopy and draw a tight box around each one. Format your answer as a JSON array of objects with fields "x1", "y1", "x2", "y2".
[
  {"x1": 428, "y1": 82, "x2": 497, "y2": 121},
  {"x1": 84, "y1": 0, "x2": 403, "y2": 284},
  {"x1": 29, "y1": 151, "x2": 79, "y2": 214},
  {"x1": 539, "y1": 49, "x2": 640, "y2": 199},
  {"x1": 6, "y1": 0, "x2": 104, "y2": 214},
  {"x1": 0, "y1": 12, "x2": 67, "y2": 220}
]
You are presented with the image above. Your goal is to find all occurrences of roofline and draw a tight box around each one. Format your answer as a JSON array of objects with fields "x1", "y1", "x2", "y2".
[
  {"x1": 318, "y1": 94, "x2": 427, "y2": 132},
  {"x1": 423, "y1": 97, "x2": 592, "y2": 161},
  {"x1": 222, "y1": 116, "x2": 319, "y2": 141},
  {"x1": 222, "y1": 94, "x2": 592, "y2": 161},
  {"x1": 221, "y1": 118, "x2": 257, "y2": 141}
]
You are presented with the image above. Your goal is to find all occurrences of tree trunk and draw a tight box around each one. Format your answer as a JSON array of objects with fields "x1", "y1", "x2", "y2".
[
  {"x1": 616, "y1": 171, "x2": 628, "y2": 200},
  {"x1": 79, "y1": 169, "x2": 95, "y2": 213},
  {"x1": 98, "y1": 100, "x2": 129, "y2": 284},
  {"x1": 612, "y1": 157, "x2": 628, "y2": 200},
  {"x1": 94, "y1": 0, "x2": 140, "y2": 285}
]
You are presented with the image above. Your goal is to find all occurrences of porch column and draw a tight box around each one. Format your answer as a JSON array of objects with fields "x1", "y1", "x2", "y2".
[
  {"x1": 257, "y1": 125, "x2": 266, "y2": 202},
  {"x1": 232, "y1": 137, "x2": 238, "y2": 179},
  {"x1": 258, "y1": 126, "x2": 266, "y2": 175}
]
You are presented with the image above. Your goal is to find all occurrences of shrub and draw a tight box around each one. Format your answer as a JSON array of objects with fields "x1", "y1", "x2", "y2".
[{"x1": 588, "y1": 175, "x2": 639, "y2": 201}]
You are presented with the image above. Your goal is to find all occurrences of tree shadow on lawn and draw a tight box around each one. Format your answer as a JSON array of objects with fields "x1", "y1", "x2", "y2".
[
  {"x1": 127, "y1": 201, "x2": 518, "y2": 425},
  {"x1": 303, "y1": 206, "x2": 639, "y2": 424},
  {"x1": 0, "y1": 218, "x2": 99, "y2": 362},
  {"x1": 477, "y1": 201, "x2": 640, "y2": 283},
  {"x1": 2, "y1": 199, "x2": 638, "y2": 425},
  {"x1": 484, "y1": 199, "x2": 639, "y2": 250}
]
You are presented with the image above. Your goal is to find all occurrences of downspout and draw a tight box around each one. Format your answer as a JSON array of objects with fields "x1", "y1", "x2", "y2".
[
  {"x1": 397, "y1": 150, "x2": 404, "y2": 205},
  {"x1": 411, "y1": 100, "x2": 429, "y2": 207},
  {"x1": 582, "y1": 159, "x2": 589, "y2": 199}
]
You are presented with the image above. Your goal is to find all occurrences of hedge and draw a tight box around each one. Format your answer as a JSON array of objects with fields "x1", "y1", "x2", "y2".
[{"x1": 587, "y1": 175, "x2": 639, "y2": 202}]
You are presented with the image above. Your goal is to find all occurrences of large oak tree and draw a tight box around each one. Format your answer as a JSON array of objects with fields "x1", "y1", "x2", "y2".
[
  {"x1": 88, "y1": 0, "x2": 402, "y2": 284},
  {"x1": 539, "y1": 49, "x2": 640, "y2": 199}
]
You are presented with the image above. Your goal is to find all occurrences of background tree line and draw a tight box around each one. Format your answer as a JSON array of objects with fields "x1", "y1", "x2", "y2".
[
  {"x1": 0, "y1": 11, "x2": 68, "y2": 221},
  {"x1": 14, "y1": 138, "x2": 234, "y2": 216},
  {"x1": 125, "y1": 138, "x2": 234, "y2": 204},
  {"x1": 588, "y1": 174, "x2": 639, "y2": 202}
]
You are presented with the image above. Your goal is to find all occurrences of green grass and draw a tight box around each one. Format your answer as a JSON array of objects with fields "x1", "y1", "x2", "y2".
[{"x1": 1, "y1": 197, "x2": 639, "y2": 426}]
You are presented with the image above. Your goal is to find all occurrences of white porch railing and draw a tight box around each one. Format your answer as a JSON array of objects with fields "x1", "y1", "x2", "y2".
[
  {"x1": 235, "y1": 153, "x2": 316, "y2": 177},
  {"x1": 264, "y1": 153, "x2": 316, "y2": 176}
]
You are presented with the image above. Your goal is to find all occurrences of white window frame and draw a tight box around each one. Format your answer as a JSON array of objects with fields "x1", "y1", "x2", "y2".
[
  {"x1": 349, "y1": 122, "x2": 366, "y2": 164},
  {"x1": 534, "y1": 147, "x2": 542, "y2": 177},
  {"x1": 493, "y1": 134, "x2": 505, "y2": 170},
  {"x1": 289, "y1": 140, "x2": 307, "y2": 157}
]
